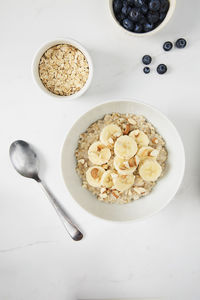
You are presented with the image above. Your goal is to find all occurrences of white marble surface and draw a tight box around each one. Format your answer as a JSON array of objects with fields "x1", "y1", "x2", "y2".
[{"x1": 0, "y1": 0, "x2": 200, "y2": 299}]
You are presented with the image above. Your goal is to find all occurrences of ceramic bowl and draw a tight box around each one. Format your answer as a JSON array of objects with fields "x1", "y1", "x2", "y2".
[
  {"x1": 61, "y1": 100, "x2": 185, "y2": 222},
  {"x1": 32, "y1": 38, "x2": 93, "y2": 100},
  {"x1": 109, "y1": 0, "x2": 176, "y2": 37}
]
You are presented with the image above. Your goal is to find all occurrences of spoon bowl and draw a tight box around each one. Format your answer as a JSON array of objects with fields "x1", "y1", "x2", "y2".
[{"x1": 10, "y1": 140, "x2": 39, "y2": 180}]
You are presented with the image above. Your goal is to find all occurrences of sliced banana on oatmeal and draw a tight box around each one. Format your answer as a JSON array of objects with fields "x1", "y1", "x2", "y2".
[
  {"x1": 100, "y1": 124, "x2": 122, "y2": 146},
  {"x1": 129, "y1": 130, "x2": 149, "y2": 147},
  {"x1": 88, "y1": 141, "x2": 111, "y2": 165},
  {"x1": 114, "y1": 155, "x2": 140, "y2": 175},
  {"x1": 86, "y1": 166, "x2": 105, "y2": 187},
  {"x1": 137, "y1": 146, "x2": 159, "y2": 160},
  {"x1": 114, "y1": 135, "x2": 138, "y2": 159},
  {"x1": 139, "y1": 159, "x2": 162, "y2": 182},
  {"x1": 113, "y1": 174, "x2": 135, "y2": 192},
  {"x1": 101, "y1": 170, "x2": 114, "y2": 188}
]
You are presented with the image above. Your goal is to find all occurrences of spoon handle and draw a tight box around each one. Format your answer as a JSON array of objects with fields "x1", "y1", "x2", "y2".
[{"x1": 38, "y1": 180, "x2": 83, "y2": 241}]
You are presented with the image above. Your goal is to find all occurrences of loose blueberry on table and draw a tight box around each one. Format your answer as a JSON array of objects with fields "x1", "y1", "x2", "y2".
[
  {"x1": 175, "y1": 38, "x2": 187, "y2": 49},
  {"x1": 157, "y1": 63, "x2": 167, "y2": 74},
  {"x1": 142, "y1": 55, "x2": 152, "y2": 65},
  {"x1": 163, "y1": 41, "x2": 173, "y2": 51},
  {"x1": 143, "y1": 66, "x2": 150, "y2": 73},
  {"x1": 113, "y1": 0, "x2": 170, "y2": 33}
]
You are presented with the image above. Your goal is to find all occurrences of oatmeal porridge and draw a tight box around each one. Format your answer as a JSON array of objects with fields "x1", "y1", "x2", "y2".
[{"x1": 75, "y1": 113, "x2": 168, "y2": 204}]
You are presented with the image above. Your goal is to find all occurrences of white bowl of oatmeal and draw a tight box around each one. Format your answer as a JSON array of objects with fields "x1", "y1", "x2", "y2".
[
  {"x1": 32, "y1": 38, "x2": 93, "y2": 100},
  {"x1": 61, "y1": 100, "x2": 185, "y2": 222}
]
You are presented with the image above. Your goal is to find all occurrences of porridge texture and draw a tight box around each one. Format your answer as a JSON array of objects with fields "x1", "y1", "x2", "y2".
[
  {"x1": 75, "y1": 113, "x2": 168, "y2": 204},
  {"x1": 39, "y1": 44, "x2": 89, "y2": 96}
]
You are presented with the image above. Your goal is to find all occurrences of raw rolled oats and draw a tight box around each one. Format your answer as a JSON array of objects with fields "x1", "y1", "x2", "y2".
[{"x1": 39, "y1": 44, "x2": 89, "y2": 96}]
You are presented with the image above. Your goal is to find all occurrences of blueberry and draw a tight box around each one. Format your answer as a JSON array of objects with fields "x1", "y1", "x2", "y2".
[
  {"x1": 147, "y1": 11, "x2": 159, "y2": 23},
  {"x1": 160, "y1": 0, "x2": 169, "y2": 12},
  {"x1": 134, "y1": 0, "x2": 146, "y2": 8},
  {"x1": 122, "y1": 18, "x2": 134, "y2": 31},
  {"x1": 129, "y1": 7, "x2": 142, "y2": 22},
  {"x1": 143, "y1": 67, "x2": 150, "y2": 74},
  {"x1": 116, "y1": 12, "x2": 126, "y2": 22},
  {"x1": 122, "y1": 0, "x2": 128, "y2": 6},
  {"x1": 157, "y1": 64, "x2": 167, "y2": 74},
  {"x1": 113, "y1": 0, "x2": 123, "y2": 14},
  {"x1": 134, "y1": 23, "x2": 143, "y2": 32},
  {"x1": 163, "y1": 41, "x2": 173, "y2": 51},
  {"x1": 149, "y1": 0, "x2": 160, "y2": 11},
  {"x1": 175, "y1": 38, "x2": 187, "y2": 49},
  {"x1": 130, "y1": 8, "x2": 142, "y2": 22},
  {"x1": 141, "y1": 4, "x2": 148, "y2": 14},
  {"x1": 143, "y1": 66, "x2": 151, "y2": 74},
  {"x1": 122, "y1": 5, "x2": 131, "y2": 15},
  {"x1": 142, "y1": 55, "x2": 152, "y2": 65},
  {"x1": 155, "y1": 20, "x2": 162, "y2": 28},
  {"x1": 143, "y1": 22, "x2": 154, "y2": 32},
  {"x1": 127, "y1": 0, "x2": 135, "y2": 6},
  {"x1": 139, "y1": 14, "x2": 146, "y2": 24},
  {"x1": 159, "y1": 12, "x2": 166, "y2": 21}
]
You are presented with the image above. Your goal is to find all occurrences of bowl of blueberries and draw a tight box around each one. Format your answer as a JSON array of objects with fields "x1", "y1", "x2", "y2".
[{"x1": 110, "y1": 0, "x2": 176, "y2": 35}]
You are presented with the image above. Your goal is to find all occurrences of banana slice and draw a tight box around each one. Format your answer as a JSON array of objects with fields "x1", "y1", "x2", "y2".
[
  {"x1": 86, "y1": 166, "x2": 105, "y2": 187},
  {"x1": 129, "y1": 130, "x2": 149, "y2": 147},
  {"x1": 139, "y1": 159, "x2": 162, "y2": 182},
  {"x1": 101, "y1": 170, "x2": 114, "y2": 188},
  {"x1": 100, "y1": 124, "x2": 122, "y2": 146},
  {"x1": 114, "y1": 155, "x2": 139, "y2": 175},
  {"x1": 137, "y1": 146, "x2": 159, "y2": 160},
  {"x1": 88, "y1": 142, "x2": 111, "y2": 165},
  {"x1": 114, "y1": 135, "x2": 137, "y2": 159},
  {"x1": 113, "y1": 174, "x2": 135, "y2": 192}
]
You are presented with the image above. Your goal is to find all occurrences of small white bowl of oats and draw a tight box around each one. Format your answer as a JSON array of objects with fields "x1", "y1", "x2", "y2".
[
  {"x1": 32, "y1": 38, "x2": 93, "y2": 100},
  {"x1": 61, "y1": 100, "x2": 185, "y2": 222}
]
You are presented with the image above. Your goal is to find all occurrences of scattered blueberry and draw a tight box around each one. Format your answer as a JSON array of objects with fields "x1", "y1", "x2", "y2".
[
  {"x1": 142, "y1": 55, "x2": 152, "y2": 65},
  {"x1": 175, "y1": 38, "x2": 187, "y2": 49},
  {"x1": 122, "y1": 18, "x2": 134, "y2": 30},
  {"x1": 140, "y1": 4, "x2": 148, "y2": 14},
  {"x1": 143, "y1": 22, "x2": 154, "y2": 32},
  {"x1": 134, "y1": 0, "x2": 146, "y2": 8},
  {"x1": 149, "y1": 0, "x2": 160, "y2": 11},
  {"x1": 143, "y1": 67, "x2": 150, "y2": 74},
  {"x1": 160, "y1": 0, "x2": 169, "y2": 12},
  {"x1": 147, "y1": 11, "x2": 159, "y2": 23},
  {"x1": 163, "y1": 41, "x2": 173, "y2": 51},
  {"x1": 134, "y1": 23, "x2": 143, "y2": 32},
  {"x1": 113, "y1": 0, "x2": 123, "y2": 14},
  {"x1": 157, "y1": 64, "x2": 167, "y2": 74},
  {"x1": 128, "y1": 7, "x2": 142, "y2": 22}
]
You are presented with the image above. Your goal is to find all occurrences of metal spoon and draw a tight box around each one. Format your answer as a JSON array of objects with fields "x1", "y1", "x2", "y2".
[{"x1": 9, "y1": 140, "x2": 83, "y2": 241}]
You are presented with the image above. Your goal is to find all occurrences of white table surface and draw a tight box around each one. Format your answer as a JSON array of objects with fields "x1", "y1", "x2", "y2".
[{"x1": 1, "y1": 0, "x2": 200, "y2": 299}]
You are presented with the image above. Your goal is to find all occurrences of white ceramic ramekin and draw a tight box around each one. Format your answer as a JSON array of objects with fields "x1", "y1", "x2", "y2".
[{"x1": 32, "y1": 38, "x2": 93, "y2": 100}]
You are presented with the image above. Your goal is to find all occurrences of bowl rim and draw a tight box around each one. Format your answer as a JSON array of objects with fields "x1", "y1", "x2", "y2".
[
  {"x1": 31, "y1": 37, "x2": 93, "y2": 101},
  {"x1": 109, "y1": 0, "x2": 176, "y2": 37},
  {"x1": 60, "y1": 99, "x2": 185, "y2": 223}
]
